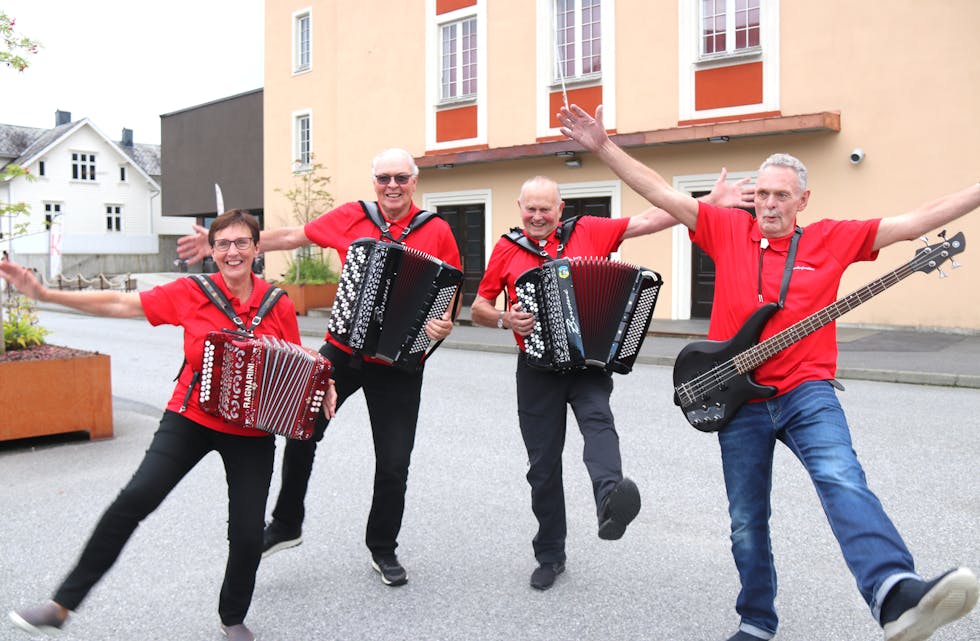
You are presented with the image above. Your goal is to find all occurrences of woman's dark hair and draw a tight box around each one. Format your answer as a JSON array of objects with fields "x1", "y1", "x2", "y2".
[{"x1": 208, "y1": 209, "x2": 260, "y2": 246}]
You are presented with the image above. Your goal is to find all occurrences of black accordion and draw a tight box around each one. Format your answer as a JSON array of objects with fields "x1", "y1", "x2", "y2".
[
  {"x1": 327, "y1": 238, "x2": 463, "y2": 371},
  {"x1": 514, "y1": 257, "x2": 663, "y2": 374},
  {"x1": 199, "y1": 331, "x2": 333, "y2": 440}
]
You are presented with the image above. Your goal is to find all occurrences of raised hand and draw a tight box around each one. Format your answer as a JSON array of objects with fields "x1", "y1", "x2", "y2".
[
  {"x1": 709, "y1": 168, "x2": 756, "y2": 209},
  {"x1": 557, "y1": 104, "x2": 609, "y2": 152},
  {"x1": 176, "y1": 224, "x2": 211, "y2": 264}
]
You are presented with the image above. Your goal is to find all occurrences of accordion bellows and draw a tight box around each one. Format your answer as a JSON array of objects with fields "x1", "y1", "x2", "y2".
[
  {"x1": 199, "y1": 331, "x2": 332, "y2": 440},
  {"x1": 328, "y1": 238, "x2": 462, "y2": 371},
  {"x1": 515, "y1": 257, "x2": 663, "y2": 373}
]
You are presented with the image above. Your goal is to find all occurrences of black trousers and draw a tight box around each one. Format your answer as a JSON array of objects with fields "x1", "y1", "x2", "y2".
[
  {"x1": 54, "y1": 411, "x2": 274, "y2": 626},
  {"x1": 270, "y1": 343, "x2": 424, "y2": 557},
  {"x1": 516, "y1": 354, "x2": 623, "y2": 564}
]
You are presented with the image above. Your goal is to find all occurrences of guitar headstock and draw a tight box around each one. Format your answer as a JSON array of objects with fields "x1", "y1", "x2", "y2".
[{"x1": 914, "y1": 230, "x2": 965, "y2": 276}]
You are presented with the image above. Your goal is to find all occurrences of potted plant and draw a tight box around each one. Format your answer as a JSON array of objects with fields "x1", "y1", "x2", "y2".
[{"x1": 273, "y1": 155, "x2": 340, "y2": 315}]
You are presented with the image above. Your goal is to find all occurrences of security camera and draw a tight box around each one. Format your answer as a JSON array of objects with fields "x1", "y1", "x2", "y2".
[{"x1": 849, "y1": 148, "x2": 865, "y2": 164}]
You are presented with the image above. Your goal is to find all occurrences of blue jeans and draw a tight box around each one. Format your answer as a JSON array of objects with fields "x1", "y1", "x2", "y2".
[{"x1": 718, "y1": 380, "x2": 918, "y2": 636}]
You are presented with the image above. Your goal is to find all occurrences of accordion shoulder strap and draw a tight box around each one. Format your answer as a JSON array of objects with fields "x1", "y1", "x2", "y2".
[
  {"x1": 189, "y1": 274, "x2": 285, "y2": 333},
  {"x1": 503, "y1": 216, "x2": 580, "y2": 259},
  {"x1": 359, "y1": 200, "x2": 443, "y2": 243}
]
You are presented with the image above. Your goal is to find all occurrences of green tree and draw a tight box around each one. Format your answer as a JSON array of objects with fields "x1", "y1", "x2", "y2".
[
  {"x1": 274, "y1": 156, "x2": 339, "y2": 283},
  {"x1": 1, "y1": 11, "x2": 40, "y2": 355}
]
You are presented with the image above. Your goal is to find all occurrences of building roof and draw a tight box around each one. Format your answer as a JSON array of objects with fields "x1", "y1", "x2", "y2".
[{"x1": 0, "y1": 119, "x2": 160, "y2": 179}]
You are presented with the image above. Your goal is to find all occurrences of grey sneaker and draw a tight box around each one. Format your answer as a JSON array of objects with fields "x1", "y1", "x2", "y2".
[
  {"x1": 881, "y1": 567, "x2": 979, "y2": 641},
  {"x1": 8, "y1": 601, "x2": 69, "y2": 636},
  {"x1": 221, "y1": 622, "x2": 256, "y2": 641},
  {"x1": 261, "y1": 520, "x2": 302, "y2": 559},
  {"x1": 598, "y1": 477, "x2": 641, "y2": 540},
  {"x1": 371, "y1": 554, "x2": 408, "y2": 587}
]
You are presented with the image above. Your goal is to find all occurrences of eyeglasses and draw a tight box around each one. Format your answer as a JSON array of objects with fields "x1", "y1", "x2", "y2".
[
  {"x1": 213, "y1": 237, "x2": 254, "y2": 252},
  {"x1": 374, "y1": 174, "x2": 413, "y2": 185}
]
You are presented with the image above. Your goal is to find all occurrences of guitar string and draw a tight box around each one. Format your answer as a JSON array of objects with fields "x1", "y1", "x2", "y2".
[{"x1": 677, "y1": 245, "x2": 952, "y2": 404}]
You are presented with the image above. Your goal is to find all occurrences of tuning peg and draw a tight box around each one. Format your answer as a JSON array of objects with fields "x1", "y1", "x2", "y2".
[
  {"x1": 938, "y1": 267, "x2": 949, "y2": 278},
  {"x1": 951, "y1": 259, "x2": 962, "y2": 269},
  {"x1": 939, "y1": 229, "x2": 948, "y2": 240},
  {"x1": 919, "y1": 235, "x2": 930, "y2": 246}
]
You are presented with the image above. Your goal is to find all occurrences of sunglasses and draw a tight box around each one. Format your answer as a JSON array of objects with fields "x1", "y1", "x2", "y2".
[
  {"x1": 375, "y1": 174, "x2": 413, "y2": 185},
  {"x1": 213, "y1": 237, "x2": 254, "y2": 252}
]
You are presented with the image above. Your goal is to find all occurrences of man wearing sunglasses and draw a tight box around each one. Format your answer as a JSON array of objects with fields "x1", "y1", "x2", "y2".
[{"x1": 177, "y1": 148, "x2": 461, "y2": 588}]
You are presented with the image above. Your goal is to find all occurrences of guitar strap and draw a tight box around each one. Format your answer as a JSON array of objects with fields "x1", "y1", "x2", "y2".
[{"x1": 760, "y1": 225, "x2": 803, "y2": 309}]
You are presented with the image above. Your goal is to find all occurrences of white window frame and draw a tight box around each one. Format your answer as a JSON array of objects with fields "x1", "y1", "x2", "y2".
[
  {"x1": 71, "y1": 152, "x2": 97, "y2": 182},
  {"x1": 699, "y1": 0, "x2": 762, "y2": 60},
  {"x1": 554, "y1": 0, "x2": 603, "y2": 83},
  {"x1": 671, "y1": 170, "x2": 755, "y2": 319},
  {"x1": 536, "y1": 0, "x2": 616, "y2": 137},
  {"x1": 106, "y1": 204, "x2": 123, "y2": 233},
  {"x1": 293, "y1": 8, "x2": 312, "y2": 74},
  {"x1": 425, "y1": 1, "x2": 488, "y2": 151},
  {"x1": 678, "y1": 0, "x2": 779, "y2": 121},
  {"x1": 292, "y1": 110, "x2": 313, "y2": 170},
  {"x1": 439, "y1": 16, "x2": 479, "y2": 105}
]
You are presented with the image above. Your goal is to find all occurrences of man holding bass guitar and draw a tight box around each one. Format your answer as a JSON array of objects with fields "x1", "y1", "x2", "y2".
[{"x1": 558, "y1": 103, "x2": 980, "y2": 641}]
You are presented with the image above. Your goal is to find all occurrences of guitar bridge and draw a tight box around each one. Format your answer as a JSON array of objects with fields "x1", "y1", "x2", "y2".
[{"x1": 685, "y1": 403, "x2": 726, "y2": 429}]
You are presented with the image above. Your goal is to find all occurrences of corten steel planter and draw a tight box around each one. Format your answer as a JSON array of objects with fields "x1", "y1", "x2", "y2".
[
  {"x1": 0, "y1": 351, "x2": 113, "y2": 441},
  {"x1": 279, "y1": 283, "x2": 338, "y2": 315}
]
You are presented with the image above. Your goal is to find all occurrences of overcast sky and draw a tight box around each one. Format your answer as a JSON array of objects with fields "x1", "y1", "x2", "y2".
[{"x1": 1, "y1": 0, "x2": 264, "y2": 145}]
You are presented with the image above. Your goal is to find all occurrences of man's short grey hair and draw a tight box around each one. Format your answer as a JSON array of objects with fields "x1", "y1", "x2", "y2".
[
  {"x1": 759, "y1": 153, "x2": 808, "y2": 191},
  {"x1": 518, "y1": 176, "x2": 561, "y2": 204},
  {"x1": 371, "y1": 148, "x2": 419, "y2": 177}
]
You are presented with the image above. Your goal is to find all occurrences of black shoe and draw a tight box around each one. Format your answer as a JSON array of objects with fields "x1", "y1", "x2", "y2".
[
  {"x1": 881, "y1": 567, "x2": 979, "y2": 641},
  {"x1": 371, "y1": 554, "x2": 408, "y2": 587},
  {"x1": 221, "y1": 623, "x2": 256, "y2": 641},
  {"x1": 725, "y1": 630, "x2": 769, "y2": 641},
  {"x1": 530, "y1": 561, "x2": 565, "y2": 590},
  {"x1": 261, "y1": 520, "x2": 302, "y2": 559},
  {"x1": 598, "y1": 477, "x2": 641, "y2": 541},
  {"x1": 9, "y1": 601, "x2": 69, "y2": 635}
]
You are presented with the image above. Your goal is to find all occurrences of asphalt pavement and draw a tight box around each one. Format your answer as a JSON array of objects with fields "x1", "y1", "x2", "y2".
[{"x1": 3, "y1": 275, "x2": 980, "y2": 641}]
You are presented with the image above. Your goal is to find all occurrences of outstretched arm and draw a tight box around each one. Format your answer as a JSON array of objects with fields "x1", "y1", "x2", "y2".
[
  {"x1": 0, "y1": 261, "x2": 144, "y2": 318},
  {"x1": 177, "y1": 224, "x2": 313, "y2": 264},
  {"x1": 558, "y1": 104, "x2": 700, "y2": 229},
  {"x1": 873, "y1": 182, "x2": 980, "y2": 251},
  {"x1": 622, "y1": 167, "x2": 755, "y2": 239}
]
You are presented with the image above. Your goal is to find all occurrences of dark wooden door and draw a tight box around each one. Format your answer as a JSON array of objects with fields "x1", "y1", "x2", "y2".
[
  {"x1": 690, "y1": 190, "x2": 715, "y2": 318},
  {"x1": 437, "y1": 203, "x2": 485, "y2": 306},
  {"x1": 561, "y1": 196, "x2": 611, "y2": 221}
]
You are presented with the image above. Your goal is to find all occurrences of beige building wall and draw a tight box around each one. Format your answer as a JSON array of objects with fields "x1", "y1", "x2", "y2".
[{"x1": 265, "y1": 0, "x2": 979, "y2": 331}]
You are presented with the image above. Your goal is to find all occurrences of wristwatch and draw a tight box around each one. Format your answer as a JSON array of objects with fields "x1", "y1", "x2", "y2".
[{"x1": 497, "y1": 311, "x2": 505, "y2": 329}]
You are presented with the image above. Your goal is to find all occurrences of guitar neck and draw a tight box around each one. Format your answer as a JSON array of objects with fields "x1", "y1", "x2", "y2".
[{"x1": 736, "y1": 258, "x2": 920, "y2": 372}]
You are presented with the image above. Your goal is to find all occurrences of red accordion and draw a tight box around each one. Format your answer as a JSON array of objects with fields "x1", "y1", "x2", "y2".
[
  {"x1": 327, "y1": 238, "x2": 462, "y2": 371},
  {"x1": 198, "y1": 331, "x2": 332, "y2": 439},
  {"x1": 514, "y1": 257, "x2": 663, "y2": 374}
]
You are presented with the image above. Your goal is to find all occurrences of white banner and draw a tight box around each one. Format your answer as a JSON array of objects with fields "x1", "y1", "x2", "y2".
[{"x1": 49, "y1": 221, "x2": 63, "y2": 278}]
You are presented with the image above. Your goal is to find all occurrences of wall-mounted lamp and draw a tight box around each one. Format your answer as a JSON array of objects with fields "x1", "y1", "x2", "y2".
[
  {"x1": 554, "y1": 150, "x2": 576, "y2": 158},
  {"x1": 708, "y1": 135, "x2": 730, "y2": 143},
  {"x1": 436, "y1": 163, "x2": 455, "y2": 170},
  {"x1": 565, "y1": 157, "x2": 582, "y2": 168}
]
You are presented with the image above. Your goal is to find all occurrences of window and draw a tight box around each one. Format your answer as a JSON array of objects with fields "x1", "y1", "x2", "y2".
[
  {"x1": 294, "y1": 10, "x2": 311, "y2": 72},
  {"x1": 440, "y1": 17, "x2": 478, "y2": 102},
  {"x1": 701, "y1": 0, "x2": 760, "y2": 57},
  {"x1": 119, "y1": 166, "x2": 127, "y2": 182},
  {"x1": 71, "y1": 152, "x2": 96, "y2": 181},
  {"x1": 555, "y1": 0, "x2": 602, "y2": 80},
  {"x1": 106, "y1": 205, "x2": 122, "y2": 232},
  {"x1": 38, "y1": 160, "x2": 45, "y2": 176},
  {"x1": 44, "y1": 202, "x2": 61, "y2": 229},
  {"x1": 294, "y1": 112, "x2": 312, "y2": 168}
]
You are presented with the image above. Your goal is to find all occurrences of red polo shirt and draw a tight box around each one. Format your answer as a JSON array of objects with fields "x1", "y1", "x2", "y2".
[
  {"x1": 478, "y1": 215, "x2": 630, "y2": 351},
  {"x1": 691, "y1": 201, "x2": 880, "y2": 396},
  {"x1": 305, "y1": 200, "x2": 462, "y2": 349},
  {"x1": 140, "y1": 273, "x2": 301, "y2": 436}
]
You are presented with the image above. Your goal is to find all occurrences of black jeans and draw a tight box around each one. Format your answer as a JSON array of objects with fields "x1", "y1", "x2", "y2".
[
  {"x1": 516, "y1": 354, "x2": 623, "y2": 564},
  {"x1": 54, "y1": 411, "x2": 274, "y2": 626},
  {"x1": 270, "y1": 343, "x2": 424, "y2": 557}
]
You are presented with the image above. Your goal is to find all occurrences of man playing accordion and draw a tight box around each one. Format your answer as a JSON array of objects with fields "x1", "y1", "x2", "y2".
[{"x1": 470, "y1": 174, "x2": 751, "y2": 590}]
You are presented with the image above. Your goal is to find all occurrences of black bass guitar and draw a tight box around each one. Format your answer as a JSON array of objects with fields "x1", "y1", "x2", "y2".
[{"x1": 673, "y1": 231, "x2": 966, "y2": 432}]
